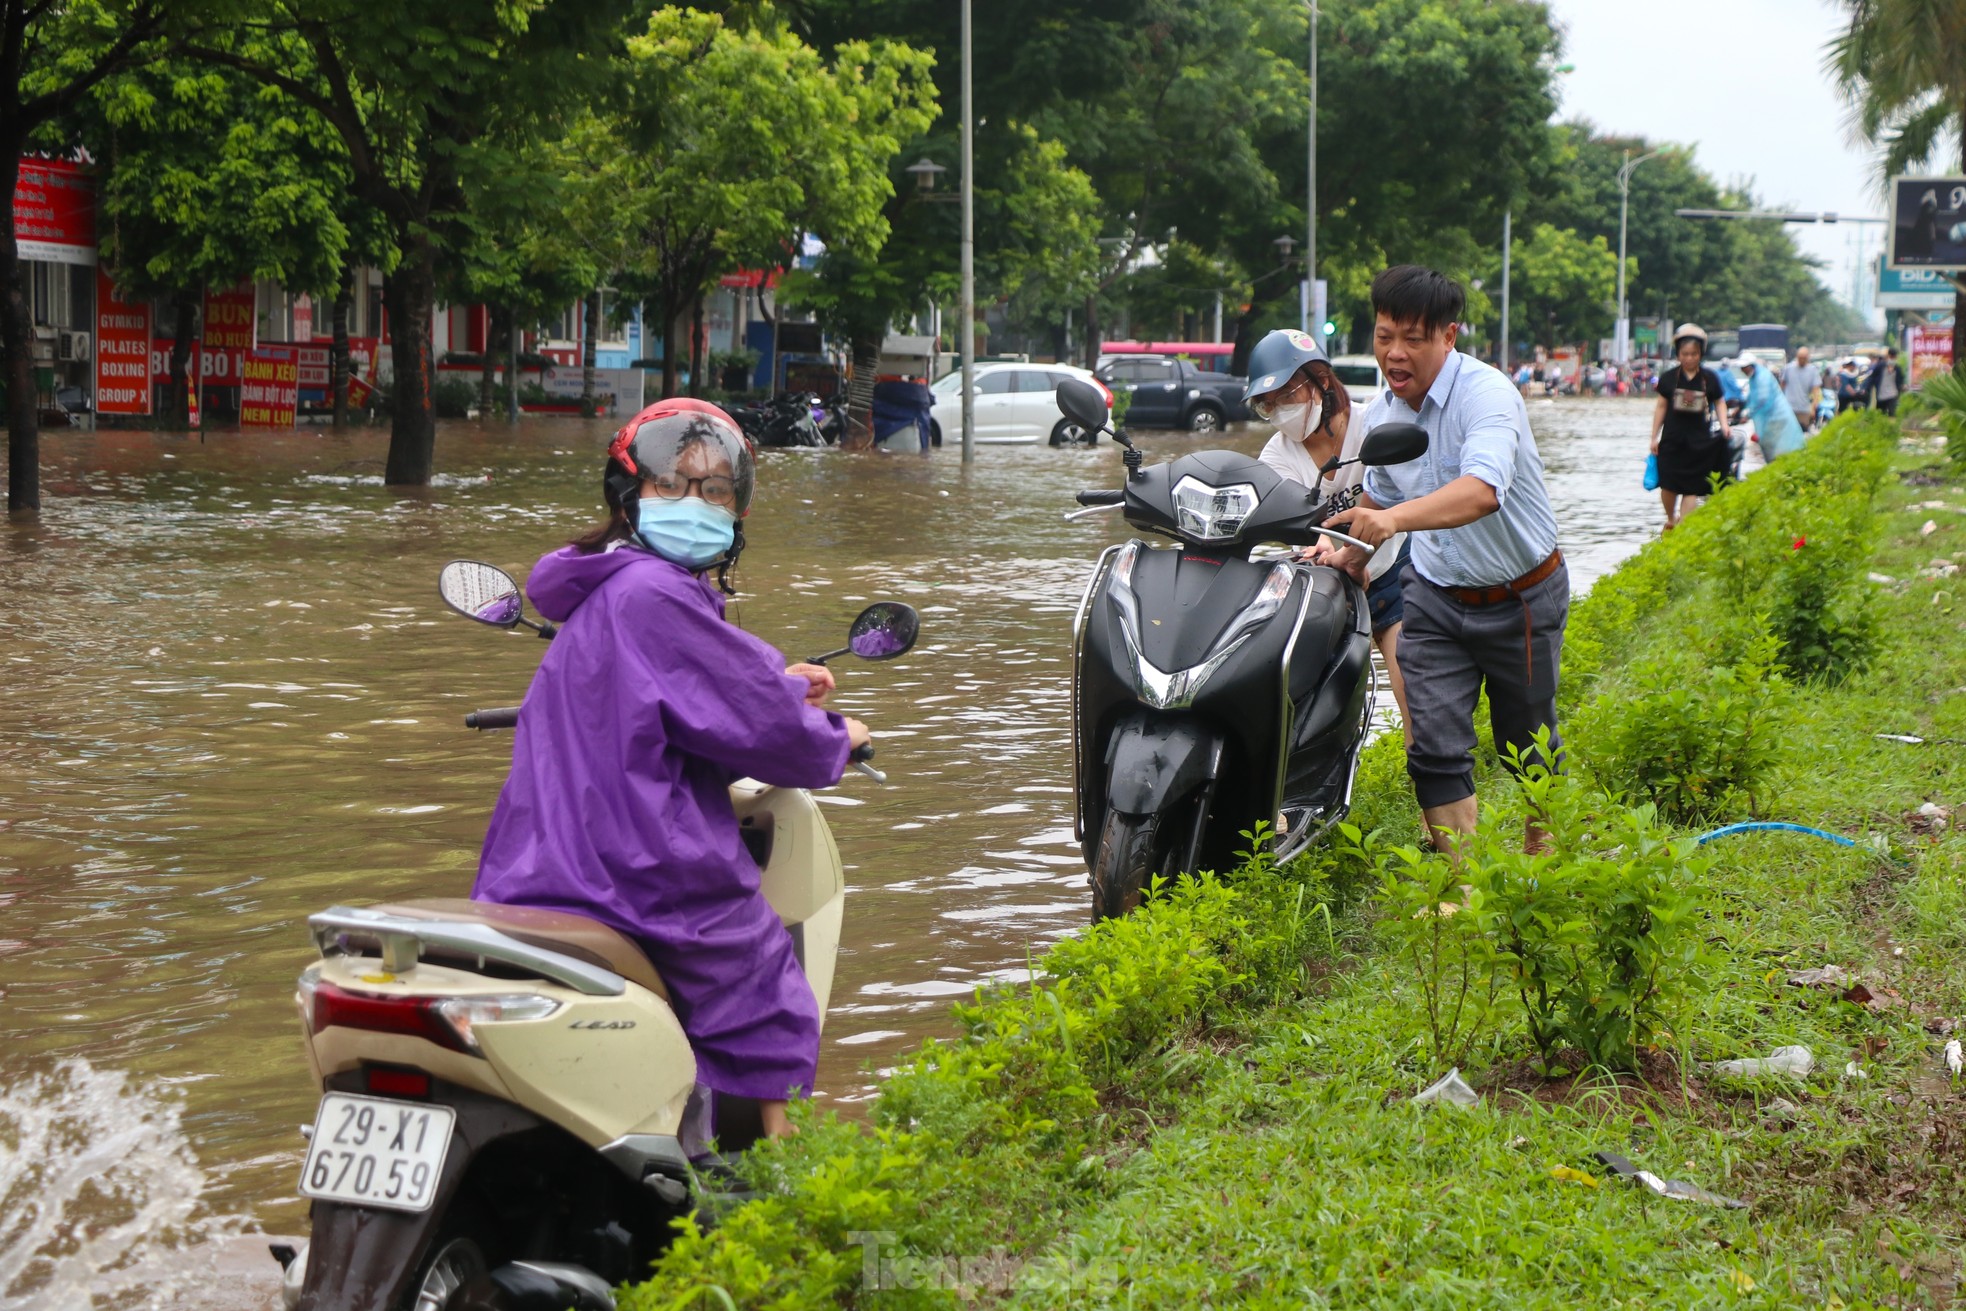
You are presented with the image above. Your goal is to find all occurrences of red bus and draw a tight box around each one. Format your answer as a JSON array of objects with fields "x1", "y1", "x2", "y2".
[{"x1": 1097, "y1": 341, "x2": 1238, "y2": 374}]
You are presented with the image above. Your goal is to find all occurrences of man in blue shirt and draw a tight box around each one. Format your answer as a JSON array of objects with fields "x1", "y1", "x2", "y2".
[{"x1": 1317, "y1": 266, "x2": 1566, "y2": 854}]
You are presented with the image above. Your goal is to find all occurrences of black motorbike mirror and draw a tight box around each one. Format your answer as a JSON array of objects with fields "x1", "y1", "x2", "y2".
[
  {"x1": 1056, "y1": 378, "x2": 1112, "y2": 436},
  {"x1": 438, "y1": 560, "x2": 556, "y2": 638},
  {"x1": 1358, "y1": 422, "x2": 1429, "y2": 466},
  {"x1": 811, "y1": 601, "x2": 920, "y2": 664}
]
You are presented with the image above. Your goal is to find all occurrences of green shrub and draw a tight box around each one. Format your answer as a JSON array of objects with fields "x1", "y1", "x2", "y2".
[
  {"x1": 1910, "y1": 364, "x2": 1966, "y2": 467},
  {"x1": 1366, "y1": 748, "x2": 1709, "y2": 1074},
  {"x1": 432, "y1": 374, "x2": 478, "y2": 419},
  {"x1": 1575, "y1": 626, "x2": 1789, "y2": 824}
]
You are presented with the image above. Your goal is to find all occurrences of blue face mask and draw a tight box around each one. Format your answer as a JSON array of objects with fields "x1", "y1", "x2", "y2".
[{"x1": 635, "y1": 496, "x2": 736, "y2": 569}]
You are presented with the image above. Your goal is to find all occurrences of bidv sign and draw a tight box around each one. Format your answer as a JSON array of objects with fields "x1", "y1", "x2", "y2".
[{"x1": 1877, "y1": 262, "x2": 1958, "y2": 310}]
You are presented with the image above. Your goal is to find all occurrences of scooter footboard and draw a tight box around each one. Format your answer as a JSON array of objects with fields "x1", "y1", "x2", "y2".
[{"x1": 1103, "y1": 711, "x2": 1224, "y2": 818}]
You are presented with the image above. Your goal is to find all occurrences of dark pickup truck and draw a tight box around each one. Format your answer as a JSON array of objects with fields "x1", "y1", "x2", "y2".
[{"x1": 1095, "y1": 354, "x2": 1249, "y2": 433}]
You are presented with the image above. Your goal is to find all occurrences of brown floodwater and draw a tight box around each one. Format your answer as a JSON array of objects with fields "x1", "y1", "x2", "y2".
[{"x1": 0, "y1": 397, "x2": 1666, "y2": 1295}]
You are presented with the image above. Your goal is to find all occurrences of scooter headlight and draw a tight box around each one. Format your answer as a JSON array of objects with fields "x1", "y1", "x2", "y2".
[{"x1": 1171, "y1": 476, "x2": 1259, "y2": 543}]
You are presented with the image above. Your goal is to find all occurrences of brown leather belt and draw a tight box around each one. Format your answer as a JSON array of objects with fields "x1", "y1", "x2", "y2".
[{"x1": 1440, "y1": 549, "x2": 1563, "y2": 607}]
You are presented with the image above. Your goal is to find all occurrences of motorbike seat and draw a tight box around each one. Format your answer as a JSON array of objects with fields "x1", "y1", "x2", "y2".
[{"x1": 369, "y1": 898, "x2": 670, "y2": 1002}]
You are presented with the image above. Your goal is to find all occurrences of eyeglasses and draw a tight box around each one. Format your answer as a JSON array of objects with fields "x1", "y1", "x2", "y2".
[
  {"x1": 1248, "y1": 375, "x2": 1317, "y2": 422},
  {"x1": 647, "y1": 473, "x2": 737, "y2": 507}
]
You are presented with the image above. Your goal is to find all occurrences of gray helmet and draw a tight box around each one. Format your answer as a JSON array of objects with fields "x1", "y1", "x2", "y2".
[{"x1": 1243, "y1": 328, "x2": 1330, "y2": 402}]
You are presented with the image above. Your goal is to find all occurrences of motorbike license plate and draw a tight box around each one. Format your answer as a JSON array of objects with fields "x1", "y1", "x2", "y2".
[{"x1": 299, "y1": 1093, "x2": 454, "y2": 1213}]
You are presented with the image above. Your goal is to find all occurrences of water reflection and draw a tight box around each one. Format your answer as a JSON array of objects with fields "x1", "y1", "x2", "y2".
[{"x1": 0, "y1": 398, "x2": 1662, "y2": 1232}]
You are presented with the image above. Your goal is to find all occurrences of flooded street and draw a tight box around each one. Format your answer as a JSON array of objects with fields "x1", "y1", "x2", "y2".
[{"x1": 1, "y1": 397, "x2": 1662, "y2": 1273}]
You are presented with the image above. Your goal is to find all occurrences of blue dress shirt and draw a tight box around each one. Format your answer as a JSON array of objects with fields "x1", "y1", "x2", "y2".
[{"x1": 1359, "y1": 350, "x2": 1560, "y2": 589}]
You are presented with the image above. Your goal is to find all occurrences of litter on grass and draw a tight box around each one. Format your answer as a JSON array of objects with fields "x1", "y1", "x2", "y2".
[
  {"x1": 1944, "y1": 1040, "x2": 1962, "y2": 1076},
  {"x1": 1549, "y1": 1165, "x2": 1598, "y2": 1188},
  {"x1": 1712, "y1": 1045, "x2": 1814, "y2": 1078},
  {"x1": 1761, "y1": 1097, "x2": 1802, "y2": 1127},
  {"x1": 1592, "y1": 1151, "x2": 1749, "y2": 1210},
  {"x1": 1411, "y1": 1068, "x2": 1479, "y2": 1108},
  {"x1": 1788, "y1": 965, "x2": 1852, "y2": 988}
]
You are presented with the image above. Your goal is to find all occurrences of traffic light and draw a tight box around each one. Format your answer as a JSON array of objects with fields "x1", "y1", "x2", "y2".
[{"x1": 1322, "y1": 319, "x2": 1336, "y2": 336}]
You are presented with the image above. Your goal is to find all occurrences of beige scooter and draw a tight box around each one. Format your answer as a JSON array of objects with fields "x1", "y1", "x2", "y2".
[{"x1": 275, "y1": 562, "x2": 915, "y2": 1311}]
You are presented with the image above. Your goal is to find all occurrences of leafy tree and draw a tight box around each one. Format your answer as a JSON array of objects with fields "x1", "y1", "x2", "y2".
[
  {"x1": 1829, "y1": 0, "x2": 1966, "y2": 359},
  {"x1": 189, "y1": 0, "x2": 634, "y2": 485},
  {"x1": 588, "y1": 7, "x2": 936, "y2": 409},
  {"x1": 1504, "y1": 223, "x2": 1624, "y2": 350},
  {"x1": 1, "y1": 0, "x2": 210, "y2": 515},
  {"x1": 1527, "y1": 124, "x2": 1867, "y2": 349},
  {"x1": 77, "y1": 48, "x2": 387, "y2": 426}
]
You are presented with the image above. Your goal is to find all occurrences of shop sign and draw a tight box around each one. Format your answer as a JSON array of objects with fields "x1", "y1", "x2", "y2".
[
  {"x1": 15, "y1": 158, "x2": 95, "y2": 266},
  {"x1": 1906, "y1": 324, "x2": 1955, "y2": 388},
  {"x1": 240, "y1": 344, "x2": 299, "y2": 426},
  {"x1": 1877, "y1": 263, "x2": 1957, "y2": 310},
  {"x1": 93, "y1": 270, "x2": 149, "y2": 414},
  {"x1": 1890, "y1": 178, "x2": 1966, "y2": 269},
  {"x1": 203, "y1": 284, "x2": 255, "y2": 381}
]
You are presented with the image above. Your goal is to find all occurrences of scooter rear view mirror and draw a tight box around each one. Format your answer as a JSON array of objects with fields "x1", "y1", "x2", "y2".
[
  {"x1": 811, "y1": 601, "x2": 920, "y2": 664},
  {"x1": 438, "y1": 560, "x2": 555, "y2": 637},
  {"x1": 1358, "y1": 422, "x2": 1429, "y2": 466},
  {"x1": 1055, "y1": 378, "x2": 1112, "y2": 435}
]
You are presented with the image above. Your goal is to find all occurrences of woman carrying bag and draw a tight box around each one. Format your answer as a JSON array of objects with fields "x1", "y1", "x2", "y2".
[{"x1": 1647, "y1": 323, "x2": 1730, "y2": 532}]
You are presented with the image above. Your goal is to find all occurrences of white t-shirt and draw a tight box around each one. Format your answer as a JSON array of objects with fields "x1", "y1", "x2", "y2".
[{"x1": 1258, "y1": 429, "x2": 1408, "y2": 582}]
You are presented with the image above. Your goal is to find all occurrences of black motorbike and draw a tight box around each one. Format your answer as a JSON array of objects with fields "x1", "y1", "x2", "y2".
[
  {"x1": 728, "y1": 392, "x2": 825, "y2": 448},
  {"x1": 1054, "y1": 379, "x2": 1427, "y2": 920}
]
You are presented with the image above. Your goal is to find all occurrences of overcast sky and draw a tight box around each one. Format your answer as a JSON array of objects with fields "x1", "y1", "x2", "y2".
[{"x1": 1544, "y1": 0, "x2": 1890, "y2": 324}]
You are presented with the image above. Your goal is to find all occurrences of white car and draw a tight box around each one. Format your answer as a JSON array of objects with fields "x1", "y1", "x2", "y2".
[
  {"x1": 1329, "y1": 354, "x2": 1385, "y2": 408},
  {"x1": 928, "y1": 361, "x2": 1112, "y2": 446}
]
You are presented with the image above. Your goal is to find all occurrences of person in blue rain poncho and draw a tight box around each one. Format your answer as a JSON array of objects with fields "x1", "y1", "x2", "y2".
[{"x1": 1734, "y1": 355, "x2": 1807, "y2": 461}]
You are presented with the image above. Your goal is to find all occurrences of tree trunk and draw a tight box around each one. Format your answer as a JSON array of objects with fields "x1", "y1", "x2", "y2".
[
  {"x1": 843, "y1": 331, "x2": 880, "y2": 450},
  {"x1": 581, "y1": 291, "x2": 599, "y2": 416},
  {"x1": 1228, "y1": 307, "x2": 1261, "y2": 376},
  {"x1": 382, "y1": 243, "x2": 438, "y2": 486},
  {"x1": 2, "y1": 151, "x2": 39, "y2": 517},
  {"x1": 508, "y1": 315, "x2": 520, "y2": 422},
  {"x1": 661, "y1": 300, "x2": 683, "y2": 400},
  {"x1": 688, "y1": 294, "x2": 706, "y2": 398},
  {"x1": 1956, "y1": 116, "x2": 1965, "y2": 371},
  {"x1": 167, "y1": 288, "x2": 196, "y2": 429},
  {"x1": 478, "y1": 305, "x2": 506, "y2": 420},
  {"x1": 1050, "y1": 319, "x2": 1068, "y2": 364},
  {"x1": 1081, "y1": 294, "x2": 1102, "y2": 371},
  {"x1": 331, "y1": 264, "x2": 353, "y2": 427}
]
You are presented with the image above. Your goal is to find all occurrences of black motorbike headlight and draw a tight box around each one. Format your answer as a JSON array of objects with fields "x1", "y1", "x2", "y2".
[{"x1": 1171, "y1": 476, "x2": 1259, "y2": 543}]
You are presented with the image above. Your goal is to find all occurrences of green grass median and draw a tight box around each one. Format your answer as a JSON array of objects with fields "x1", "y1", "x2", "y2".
[{"x1": 625, "y1": 409, "x2": 1966, "y2": 1310}]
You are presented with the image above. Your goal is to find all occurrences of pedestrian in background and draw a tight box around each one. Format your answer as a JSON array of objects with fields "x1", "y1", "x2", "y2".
[
  {"x1": 1866, "y1": 347, "x2": 1906, "y2": 416},
  {"x1": 1835, "y1": 357, "x2": 1867, "y2": 412},
  {"x1": 1781, "y1": 346, "x2": 1818, "y2": 432},
  {"x1": 1649, "y1": 325, "x2": 1730, "y2": 532},
  {"x1": 1313, "y1": 265, "x2": 1567, "y2": 857}
]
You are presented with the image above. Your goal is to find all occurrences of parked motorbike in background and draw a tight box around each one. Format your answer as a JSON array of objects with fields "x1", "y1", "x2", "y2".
[
  {"x1": 728, "y1": 392, "x2": 825, "y2": 447},
  {"x1": 1054, "y1": 379, "x2": 1428, "y2": 920},
  {"x1": 274, "y1": 563, "x2": 915, "y2": 1311}
]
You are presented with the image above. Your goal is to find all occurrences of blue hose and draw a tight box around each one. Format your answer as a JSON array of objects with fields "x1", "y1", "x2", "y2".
[{"x1": 1696, "y1": 821, "x2": 1858, "y2": 848}]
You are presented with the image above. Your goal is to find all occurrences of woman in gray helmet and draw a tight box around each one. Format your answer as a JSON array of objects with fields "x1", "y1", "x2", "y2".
[{"x1": 1245, "y1": 328, "x2": 1412, "y2": 740}]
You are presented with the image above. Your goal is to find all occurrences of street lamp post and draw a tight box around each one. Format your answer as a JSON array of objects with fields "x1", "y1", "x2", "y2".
[
  {"x1": 959, "y1": 0, "x2": 976, "y2": 464},
  {"x1": 1305, "y1": 0, "x2": 1318, "y2": 343},
  {"x1": 1615, "y1": 149, "x2": 1664, "y2": 365}
]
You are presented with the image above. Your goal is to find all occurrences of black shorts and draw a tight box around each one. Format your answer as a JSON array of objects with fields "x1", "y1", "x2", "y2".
[{"x1": 1366, "y1": 539, "x2": 1412, "y2": 634}]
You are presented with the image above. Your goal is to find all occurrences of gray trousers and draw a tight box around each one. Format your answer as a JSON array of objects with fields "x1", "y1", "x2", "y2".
[{"x1": 1394, "y1": 562, "x2": 1570, "y2": 809}]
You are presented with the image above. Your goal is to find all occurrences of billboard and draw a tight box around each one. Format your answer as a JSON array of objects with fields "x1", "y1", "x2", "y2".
[
  {"x1": 93, "y1": 269, "x2": 150, "y2": 414},
  {"x1": 240, "y1": 345, "x2": 299, "y2": 426},
  {"x1": 1906, "y1": 324, "x2": 1954, "y2": 388},
  {"x1": 15, "y1": 158, "x2": 95, "y2": 266},
  {"x1": 1877, "y1": 261, "x2": 1958, "y2": 309},
  {"x1": 1889, "y1": 177, "x2": 1966, "y2": 269},
  {"x1": 202, "y1": 283, "x2": 255, "y2": 383}
]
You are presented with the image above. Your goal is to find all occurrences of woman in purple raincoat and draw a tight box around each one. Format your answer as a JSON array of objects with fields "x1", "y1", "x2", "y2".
[{"x1": 474, "y1": 398, "x2": 869, "y2": 1139}]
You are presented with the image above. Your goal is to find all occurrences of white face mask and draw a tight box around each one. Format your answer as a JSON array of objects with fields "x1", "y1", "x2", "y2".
[{"x1": 1271, "y1": 397, "x2": 1323, "y2": 442}]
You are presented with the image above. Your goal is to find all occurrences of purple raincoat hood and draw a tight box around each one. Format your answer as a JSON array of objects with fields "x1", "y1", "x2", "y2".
[{"x1": 525, "y1": 543, "x2": 715, "y2": 625}]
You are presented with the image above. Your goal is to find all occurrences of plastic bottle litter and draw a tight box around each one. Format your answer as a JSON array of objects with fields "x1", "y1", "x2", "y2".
[
  {"x1": 1411, "y1": 1068, "x2": 1479, "y2": 1108},
  {"x1": 1711, "y1": 1045, "x2": 1814, "y2": 1078}
]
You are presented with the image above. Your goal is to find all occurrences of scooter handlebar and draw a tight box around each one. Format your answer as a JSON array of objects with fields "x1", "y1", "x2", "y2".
[
  {"x1": 1075, "y1": 489, "x2": 1125, "y2": 506},
  {"x1": 466, "y1": 706, "x2": 521, "y2": 730}
]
